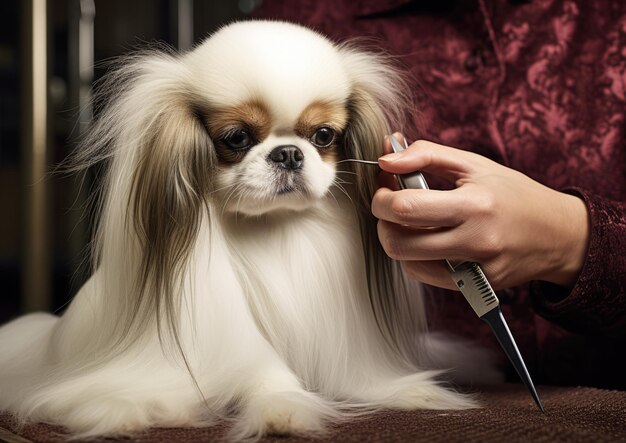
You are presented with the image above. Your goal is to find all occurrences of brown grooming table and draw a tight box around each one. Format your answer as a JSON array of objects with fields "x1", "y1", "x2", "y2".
[{"x1": 1, "y1": 384, "x2": 625, "y2": 442}]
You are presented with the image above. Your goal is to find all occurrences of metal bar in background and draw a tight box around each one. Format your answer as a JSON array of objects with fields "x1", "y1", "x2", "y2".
[
  {"x1": 21, "y1": 0, "x2": 50, "y2": 312},
  {"x1": 65, "y1": 0, "x2": 95, "y2": 288},
  {"x1": 78, "y1": 0, "x2": 95, "y2": 131},
  {"x1": 173, "y1": 0, "x2": 193, "y2": 50}
]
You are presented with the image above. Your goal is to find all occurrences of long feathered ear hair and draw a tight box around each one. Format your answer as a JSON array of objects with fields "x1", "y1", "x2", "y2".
[
  {"x1": 339, "y1": 43, "x2": 426, "y2": 366},
  {"x1": 68, "y1": 48, "x2": 215, "y2": 356}
]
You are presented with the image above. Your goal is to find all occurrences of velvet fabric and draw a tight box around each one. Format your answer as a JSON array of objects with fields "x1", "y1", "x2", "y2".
[
  {"x1": 254, "y1": 0, "x2": 626, "y2": 389},
  {"x1": 1, "y1": 385, "x2": 625, "y2": 442}
]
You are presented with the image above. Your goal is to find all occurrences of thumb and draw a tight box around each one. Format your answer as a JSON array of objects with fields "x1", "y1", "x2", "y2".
[{"x1": 379, "y1": 138, "x2": 475, "y2": 182}]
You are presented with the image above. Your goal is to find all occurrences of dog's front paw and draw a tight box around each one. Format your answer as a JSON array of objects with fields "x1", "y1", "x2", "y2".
[
  {"x1": 261, "y1": 394, "x2": 327, "y2": 435},
  {"x1": 230, "y1": 390, "x2": 336, "y2": 440}
]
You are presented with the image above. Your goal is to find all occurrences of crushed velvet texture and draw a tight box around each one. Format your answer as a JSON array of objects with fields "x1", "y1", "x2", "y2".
[
  {"x1": 2, "y1": 385, "x2": 626, "y2": 442},
  {"x1": 255, "y1": 0, "x2": 626, "y2": 389}
]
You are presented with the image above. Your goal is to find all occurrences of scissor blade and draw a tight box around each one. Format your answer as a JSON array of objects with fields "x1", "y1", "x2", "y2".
[
  {"x1": 451, "y1": 262, "x2": 543, "y2": 411},
  {"x1": 481, "y1": 307, "x2": 545, "y2": 413}
]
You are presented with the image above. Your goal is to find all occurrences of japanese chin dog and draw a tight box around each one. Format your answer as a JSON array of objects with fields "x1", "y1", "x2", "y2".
[{"x1": 0, "y1": 21, "x2": 498, "y2": 440}]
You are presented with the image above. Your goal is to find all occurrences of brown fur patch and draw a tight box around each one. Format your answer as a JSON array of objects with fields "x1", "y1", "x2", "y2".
[
  {"x1": 295, "y1": 101, "x2": 347, "y2": 162},
  {"x1": 319, "y1": 149, "x2": 339, "y2": 162},
  {"x1": 202, "y1": 101, "x2": 272, "y2": 164},
  {"x1": 129, "y1": 102, "x2": 213, "y2": 348},
  {"x1": 295, "y1": 100, "x2": 348, "y2": 138}
]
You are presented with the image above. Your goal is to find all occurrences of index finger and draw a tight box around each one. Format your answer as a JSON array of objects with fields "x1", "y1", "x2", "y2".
[
  {"x1": 379, "y1": 138, "x2": 475, "y2": 183},
  {"x1": 372, "y1": 186, "x2": 467, "y2": 227}
]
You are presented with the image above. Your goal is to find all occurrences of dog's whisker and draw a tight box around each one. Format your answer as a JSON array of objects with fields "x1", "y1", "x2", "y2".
[
  {"x1": 338, "y1": 188, "x2": 353, "y2": 205},
  {"x1": 335, "y1": 159, "x2": 380, "y2": 166},
  {"x1": 220, "y1": 187, "x2": 236, "y2": 215},
  {"x1": 234, "y1": 187, "x2": 251, "y2": 222},
  {"x1": 221, "y1": 182, "x2": 244, "y2": 217},
  {"x1": 334, "y1": 177, "x2": 351, "y2": 185},
  {"x1": 327, "y1": 188, "x2": 340, "y2": 207},
  {"x1": 209, "y1": 183, "x2": 238, "y2": 196},
  {"x1": 333, "y1": 181, "x2": 353, "y2": 204}
]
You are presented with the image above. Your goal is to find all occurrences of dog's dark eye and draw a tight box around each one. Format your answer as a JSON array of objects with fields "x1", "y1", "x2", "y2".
[
  {"x1": 311, "y1": 127, "x2": 335, "y2": 148},
  {"x1": 224, "y1": 128, "x2": 252, "y2": 150}
]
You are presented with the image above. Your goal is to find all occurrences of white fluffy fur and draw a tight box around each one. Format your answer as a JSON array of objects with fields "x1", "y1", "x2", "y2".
[{"x1": 0, "y1": 21, "x2": 499, "y2": 440}]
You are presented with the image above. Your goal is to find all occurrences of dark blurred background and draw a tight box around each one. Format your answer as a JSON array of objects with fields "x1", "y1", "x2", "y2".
[{"x1": 0, "y1": 0, "x2": 261, "y2": 323}]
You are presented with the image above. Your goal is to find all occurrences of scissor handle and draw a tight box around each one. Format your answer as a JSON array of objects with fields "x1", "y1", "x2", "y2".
[{"x1": 388, "y1": 136, "x2": 430, "y2": 191}]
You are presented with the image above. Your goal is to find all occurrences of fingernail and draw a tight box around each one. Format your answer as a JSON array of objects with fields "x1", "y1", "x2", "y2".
[{"x1": 381, "y1": 153, "x2": 402, "y2": 162}]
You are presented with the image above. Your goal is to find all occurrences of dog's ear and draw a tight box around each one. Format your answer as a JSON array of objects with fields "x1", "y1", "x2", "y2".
[
  {"x1": 339, "y1": 46, "x2": 426, "y2": 364},
  {"x1": 123, "y1": 59, "x2": 215, "y2": 345},
  {"x1": 72, "y1": 51, "x2": 215, "y2": 345},
  {"x1": 130, "y1": 98, "x2": 213, "y2": 319}
]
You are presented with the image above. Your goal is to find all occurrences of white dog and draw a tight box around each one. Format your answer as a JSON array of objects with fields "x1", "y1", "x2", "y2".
[{"x1": 0, "y1": 21, "x2": 496, "y2": 440}]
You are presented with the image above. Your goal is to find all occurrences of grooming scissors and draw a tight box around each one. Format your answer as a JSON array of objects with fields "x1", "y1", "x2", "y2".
[{"x1": 386, "y1": 135, "x2": 544, "y2": 412}]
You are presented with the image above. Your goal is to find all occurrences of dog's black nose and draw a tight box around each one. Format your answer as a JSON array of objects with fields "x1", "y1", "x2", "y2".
[{"x1": 268, "y1": 145, "x2": 304, "y2": 170}]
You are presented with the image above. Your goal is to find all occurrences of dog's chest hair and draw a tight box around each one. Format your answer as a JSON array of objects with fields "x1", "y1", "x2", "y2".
[{"x1": 217, "y1": 205, "x2": 372, "y2": 349}]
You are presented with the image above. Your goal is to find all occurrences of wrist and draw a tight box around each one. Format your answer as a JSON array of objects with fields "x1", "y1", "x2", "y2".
[{"x1": 545, "y1": 192, "x2": 590, "y2": 288}]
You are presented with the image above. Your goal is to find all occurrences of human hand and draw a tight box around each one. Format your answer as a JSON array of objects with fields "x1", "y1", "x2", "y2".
[{"x1": 372, "y1": 135, "x2": 590, "y2": 291}]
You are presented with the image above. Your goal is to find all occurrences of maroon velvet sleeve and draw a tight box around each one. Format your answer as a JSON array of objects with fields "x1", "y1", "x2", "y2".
[{"x1": 530, "y1": 188, "x2": 626, "y2": 338}]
